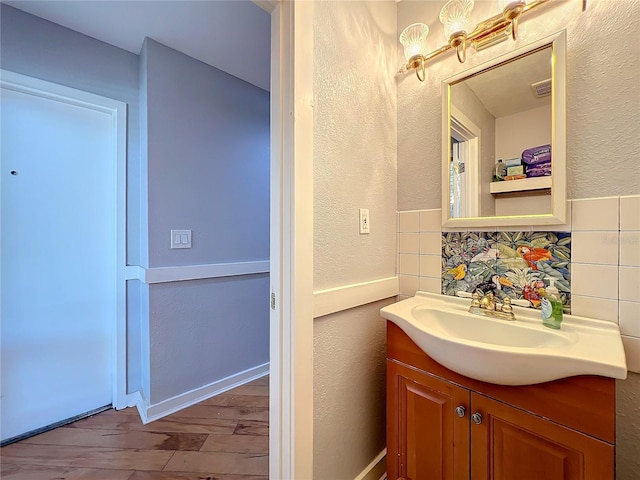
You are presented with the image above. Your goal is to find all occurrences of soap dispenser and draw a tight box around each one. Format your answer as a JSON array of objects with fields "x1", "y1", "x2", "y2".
[{"x1": 541, "y1": 279, "x2": 563, "y2": 329}]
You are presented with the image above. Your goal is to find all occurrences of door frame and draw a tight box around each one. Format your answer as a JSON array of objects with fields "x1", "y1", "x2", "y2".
[
  {"x1": 0, "y1": 69, "x2": 129, "y2": 410},
  {"x1": 262, "y1": 1, "x2": 314, "y2": 478},
  {"x1": 450, "y1": 105, "x2": 480, "y2": 218}
]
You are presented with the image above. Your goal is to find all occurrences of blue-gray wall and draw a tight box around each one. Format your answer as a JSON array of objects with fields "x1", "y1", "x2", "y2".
[
  {"x1": 141, "y1": 38, "x2": 270, "y2": 268},
  {"x1": 140, "y1": 38, "x2": 270, "y2": 403},
  {"x1": 1, "y1": 4, "x2": 270, "y2": 406}
]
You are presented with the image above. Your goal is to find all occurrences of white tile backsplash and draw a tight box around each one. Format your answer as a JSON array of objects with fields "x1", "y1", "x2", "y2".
[
  {"x1": 621, "y1": 336, "x2": 640, "y2": 373},
  {"x1": 619, "y1": 301, "x2": 640, "y2": 337},
  {"x1": 572, "y1": 295, "x2": 619, "y2": 323},
  {"x1": 399, "y1": 211, "x2": 420, "y2": 233},
  {"x1": 398, "y1": 233, "x2": 419, "y2": 254},
  {"x1": 398, "y1": 253, "x2": 419, "y2": 276},
  {"x1": 420, "y1": 255, "x2": 442, "y2": 279},
  {"x1": 420, "y1": 232, "x2": 442, "y2": 255},
  {"x1": 619, "y1": 267, "x2": 640, "y2": 302},
  {"x1": 572, "y1": 263, "x2": 619, "y2": 300},
  {"x1": 620, "y1": 195, "x2": 640, "y2": 231},
  {"x1": 572, "y1": 231, "x2": 619, "y2": 265},
  {"x1": 419, "y1": 276, "x2": 441, "y2": 294},
  {"x1": 398, "y1": 274, "x2": 419, "y2": 297},
  {"x1": 419, "y1": 209, "x2": 442, "y2": 232},
  {"x1": 572, "y1": 197, "x2": 619, "y2": 231},
  {"x1": 620, "y1": 232, "x2": 640, "y2": 266}
]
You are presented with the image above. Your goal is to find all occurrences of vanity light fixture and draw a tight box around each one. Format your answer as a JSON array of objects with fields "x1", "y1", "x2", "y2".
[
  {"x1": 399, "y1": 23, "x2": 430, "y2": 81},
  {"x1": 439, "y1": 0, "x2": 475, "y2": 63},
  {"x1": 399, "y1": 0, "x2": 564, "y2": 82}
]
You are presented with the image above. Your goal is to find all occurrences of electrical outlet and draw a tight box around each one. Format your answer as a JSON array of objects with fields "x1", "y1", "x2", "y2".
[
  {"x1": 359, "y1": 208, "x2": 370, "y2": 234},
  {"x1": 171, "y1": 229, "x2": 192, "y2": 249}
]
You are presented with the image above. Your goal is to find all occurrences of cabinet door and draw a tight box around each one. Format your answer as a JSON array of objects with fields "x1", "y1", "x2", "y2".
[
  {"x1": 387, "y1": 360, "x2": 470, "y2": 480},
  {"x1": 470, "y1": 393, "x2": 614, "y2": 480}
]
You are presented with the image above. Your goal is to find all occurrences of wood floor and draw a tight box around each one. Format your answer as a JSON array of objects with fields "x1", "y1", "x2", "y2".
[{"x1": 0, "y1": 377, "x2": 269, "y2": 480}]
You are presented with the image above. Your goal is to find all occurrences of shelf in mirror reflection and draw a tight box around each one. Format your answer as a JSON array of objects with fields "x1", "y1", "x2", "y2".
[{"x1": 490, "y1": 176, "x2": 552, "y2": 195}]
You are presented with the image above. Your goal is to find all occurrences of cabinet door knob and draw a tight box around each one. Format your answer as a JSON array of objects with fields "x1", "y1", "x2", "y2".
[
  {"x1": 471, "y1": 412, "x2": 483, "y2": 425},
  {"x1": 455, "y1": 405, "x2": 466, "y2": 417}
]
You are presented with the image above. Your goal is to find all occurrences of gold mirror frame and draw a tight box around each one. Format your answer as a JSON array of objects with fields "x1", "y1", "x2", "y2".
[{"x1": 441, "y1": 30, "x2": 567, "y2": 228}]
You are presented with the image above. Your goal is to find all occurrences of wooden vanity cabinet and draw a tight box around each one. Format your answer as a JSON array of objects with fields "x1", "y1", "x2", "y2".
[{"x1": 387, "y1": 322, "x2": 616, "y2": 480}]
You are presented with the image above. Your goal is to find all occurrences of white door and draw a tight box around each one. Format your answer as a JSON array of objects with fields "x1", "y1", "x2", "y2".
[{"x1": 1, "y1": 81, "x2": 116, "y2": 442}]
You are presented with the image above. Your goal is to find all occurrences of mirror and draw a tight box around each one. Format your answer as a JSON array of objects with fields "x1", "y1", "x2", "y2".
[{"x1": 442, "y1": 30, "x2": 566, "y2": 228}]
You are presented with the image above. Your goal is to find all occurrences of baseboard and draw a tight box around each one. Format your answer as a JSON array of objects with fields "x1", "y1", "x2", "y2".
[
  {"x1": 135, "y1": 362, "x2": 269, "y2": 424},
  {"x1": 354, "y1": 449, "x2": 386, "y2": 480},
  {"x1": 130, "y1": 390, "x2": 149, "y2": 424}
]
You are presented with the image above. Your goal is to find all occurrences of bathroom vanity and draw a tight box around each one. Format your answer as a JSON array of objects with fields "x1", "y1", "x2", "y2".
[
  {"x1": 386, "y1": 322, "x2": 615, "y2": 480},
  {"x1": 382, "y1": 292, "x2": 627, "y2": 480}
]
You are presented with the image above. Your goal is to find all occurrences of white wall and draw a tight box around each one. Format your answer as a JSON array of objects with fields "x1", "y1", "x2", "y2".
[
  {"x1": 312, "y1": 1, "x2": 398, "y2": 478},
  {"x1": 396, "y1": 1, "x2": 640, "y2": 478},
  {"x1": 495, "y1": 104, "x2": 551, "y2": 161}
]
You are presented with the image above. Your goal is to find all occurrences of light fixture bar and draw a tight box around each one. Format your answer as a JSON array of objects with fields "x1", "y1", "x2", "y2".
[{"x1": 399, "y1": 0, "x2": 555, "y2": 78}]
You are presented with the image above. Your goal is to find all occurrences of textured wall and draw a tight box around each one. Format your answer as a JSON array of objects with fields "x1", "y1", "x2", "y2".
[
  {"x1": 398, "y1": 0, "x2": 640, "y2": 210},
  {"x1": 314, "y1": 299, "x2": 393, "y2": 480},
  {"x1": 397, "y1": 1, "x2": 640, "y2": 477},
  {"x1": 312, "y1": 1, "x2": 397, "y2": 478},
  {"x1": 617, "y1": 374, "x2": 640, "y2": 480},
  {"x1": 313, "y1": 0, "x2": 397, "y2": 290}
]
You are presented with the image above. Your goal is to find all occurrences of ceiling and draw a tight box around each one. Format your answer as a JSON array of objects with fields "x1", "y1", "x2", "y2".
[
  {"x1": 3, "y1": 0, "x2": 271, "y2": 91},
  {"x1": 461, "y1": 47, "x2": 552, "y2": 118}
]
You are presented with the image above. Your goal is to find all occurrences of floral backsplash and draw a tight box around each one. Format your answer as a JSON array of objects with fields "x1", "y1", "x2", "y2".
[{"x1": 442, "y1": 231, "x2": 571, "y2": 311}]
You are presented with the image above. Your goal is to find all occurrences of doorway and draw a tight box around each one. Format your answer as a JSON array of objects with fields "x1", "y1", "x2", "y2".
[
  {"x1": 450, "y1": 105, "x2": 480, "y2": 219},
  {"x1": 0, "y1": 71, "x2": 127, "y2": 444}
]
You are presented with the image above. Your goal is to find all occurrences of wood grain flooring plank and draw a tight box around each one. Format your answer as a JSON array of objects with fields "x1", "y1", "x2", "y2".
[
  {"x1": 227, "y1": 385, "x2": 268, "y2": 397},
  {"x1": 226, "y1": 395, "x2": 269, "y2": 408},
  {"x1": 0, "y1": 444, "x2": 174, "y2": 471},
  {"x1": 22, "y1": 427, "x2": 208, "y2": 451},
  {"x1": 233, "y1": 421, "x2": 268, "y2": 437},
  {"x1": 166, "y1": 405, "x2": 268, "y2": 422},
  {"x1": 163, "y1": 451, "x2": 268, "y2": 476},
  {"x1": 199, "y1": 434, "x2": 268, "y2": 454},
  {"x1": 248, "y1": 377, "x2": 269, "y2": 387},
  {"x1": 0, "y1": 376, "x2": 270, "y2": 480},
  {"x1": 0, "y1": 463, "x2": 135, "y2": 480},
  {"x1": 129, "y1": 472, "x2": 268, "y2": 480},
  {"x1": 68, "y1": 413, "x2": 238, "y2": 435}
]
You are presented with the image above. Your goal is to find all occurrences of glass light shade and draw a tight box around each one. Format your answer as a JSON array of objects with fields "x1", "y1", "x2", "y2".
[
  {"x1": 498, "y1": 0, "x2": 527, "y2": 11},
  {"x1": 439, "y1": 0, "x2": 475, "y2": 41},
  {"x1": 399, "y1": 23, "x2": 430, "y2": 62}
]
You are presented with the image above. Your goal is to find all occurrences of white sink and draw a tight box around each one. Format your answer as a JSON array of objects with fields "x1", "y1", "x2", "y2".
[{"x1": 381, "y1": 292, "x2": 627, "y2": 385}]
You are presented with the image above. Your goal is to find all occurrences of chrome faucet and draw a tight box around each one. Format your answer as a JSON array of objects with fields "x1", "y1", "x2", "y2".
[{"x1": 468, "y1": 291, "x2": 516, "y2": 321}]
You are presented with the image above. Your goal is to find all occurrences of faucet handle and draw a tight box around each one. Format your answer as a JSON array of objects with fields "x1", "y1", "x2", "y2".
[
  {"x1": 501, "y1": 297, "x2": 513, "y2": 313},
  {"x1": 471, "y1": 292, "x2": 481, "y2": 307}
]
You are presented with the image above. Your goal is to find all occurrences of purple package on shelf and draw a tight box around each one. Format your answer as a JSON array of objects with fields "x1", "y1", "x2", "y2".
[
  {"x1": 522, "y1": 144, "x2": 552, "y2": 165},
  {"x1": 526, "y1": 165, "x2": 552, "y2": 177},
  {"x1": 526, "y1": 160, "x2": 551, "y2": 171}
]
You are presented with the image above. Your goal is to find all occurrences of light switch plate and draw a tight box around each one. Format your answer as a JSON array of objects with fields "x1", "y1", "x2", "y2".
[{"x1": 171, "y1": 229, "x2": 192, "y2": 249}]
